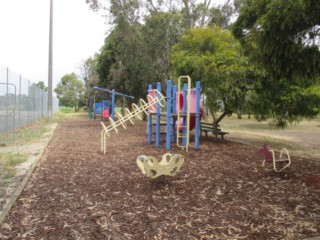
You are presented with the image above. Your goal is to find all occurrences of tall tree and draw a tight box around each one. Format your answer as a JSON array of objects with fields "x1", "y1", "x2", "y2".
[
  {"x1": 232, "y1": 0, "x2": 320, "y2": 126},
  {"x1": 54, "y1": 73, "x2": 85, "y2": 111},
  {"x1": 88, "y1": 0, "x2": 244, "y2": 103},
  {"x1": 95, "y1": 11, "x2": 184, "y2": 99},
  {"x1": 96, "y1": 20, "x2": 151, "y2": 100},
  {"x1": 79, "y1": 57, "x2": 100, "y2": 100},
  {"x1": 233, "y1": 0, "x2": 320, "y2": 81},
  {"x1": 86, "y1": 0, "x2": 239, "y2": 28},
  {"x1": 35, "y1": 81, "x2": 48, "y2": 91},
  {"x1": 142, "y1": 12, "x2": 184, "y2": 82},
  {"x1": 171, "y1": 25, "x2": 253, "y2": 120}
]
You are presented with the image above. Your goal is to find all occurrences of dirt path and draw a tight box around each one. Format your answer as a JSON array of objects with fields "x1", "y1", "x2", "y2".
[{"x1": 0, "y1": 115, "x2": 319, "y2": 239}]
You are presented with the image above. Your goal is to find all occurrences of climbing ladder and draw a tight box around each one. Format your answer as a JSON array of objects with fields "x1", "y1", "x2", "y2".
[
  {"x1": 176, "y1": 76, "x2": 191, "y2": 152},
  {"x1": 100, "y1": 90, "x2": 166, "y2": 154}
]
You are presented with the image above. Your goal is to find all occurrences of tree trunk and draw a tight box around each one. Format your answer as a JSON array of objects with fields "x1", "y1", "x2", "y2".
[{"x1": 236, "y1": 109, "x2": 242, "y2": 119}]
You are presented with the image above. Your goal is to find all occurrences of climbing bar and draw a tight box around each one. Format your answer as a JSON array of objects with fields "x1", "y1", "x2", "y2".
[{"x1": 100, "y1": 91, "x2": 166, "y2": 154}]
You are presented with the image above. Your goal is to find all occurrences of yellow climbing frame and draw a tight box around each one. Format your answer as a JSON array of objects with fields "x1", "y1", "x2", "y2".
[{"x1": 100, "y1": 90, "x2": 166, "y2": 154}]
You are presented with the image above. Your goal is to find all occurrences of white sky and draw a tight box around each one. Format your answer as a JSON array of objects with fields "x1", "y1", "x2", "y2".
[
  {"x1": 0, "y1": 0, "x2": 108, "y2": 89},
  {"x1": 0, "y1": 0, "x2": 228, "y2": 90}
]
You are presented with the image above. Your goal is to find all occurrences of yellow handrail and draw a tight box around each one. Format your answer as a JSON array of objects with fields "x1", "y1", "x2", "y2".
[{"x1": 176, "y1": 76, "x2": 191, "y2": 152}]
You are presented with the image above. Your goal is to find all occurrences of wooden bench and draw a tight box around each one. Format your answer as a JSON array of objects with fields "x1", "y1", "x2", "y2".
[{"x1": 200, "y1": 122, "x2": 229, "y2": 140}]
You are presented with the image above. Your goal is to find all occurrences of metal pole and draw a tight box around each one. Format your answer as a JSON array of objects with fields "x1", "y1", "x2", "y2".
[
  {"x1": 111, "y1": 89, "x2": 115, "y2": 120},
  {"x1": 93, "y1": 87, "x2": 135, "y2": 99},
  {"x1": 6, "y1": 68, "x2": 8, "y2": 132},
  {"x1": 19, "y1": 75, "x2": 21, "y2": 127},
  {"x1": 195, "y1": 81, "x2": 201, "y2": 149},
  {"x1": 156, "y1": 82, "x2": 161, "y2": 147},
  {"x1": 147, "y1": 84, "x2": 153, "y2": 144},
  {"x1": 48, "y1": 0, "x2": 53, "y2": 119},
  {"x1": 166, "y1": 80, "x2": 172, "y2": 150}
]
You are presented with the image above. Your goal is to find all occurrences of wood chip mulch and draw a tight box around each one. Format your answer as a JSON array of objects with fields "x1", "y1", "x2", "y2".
[{"x1": 0, "y1": 116, "x2": 319, "y2": 239}]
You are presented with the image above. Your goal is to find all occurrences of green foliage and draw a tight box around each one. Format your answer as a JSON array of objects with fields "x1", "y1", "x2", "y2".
[
  {"x1": 35, "y1": 81, "x2": 48, "y2": 91},
  {"x1": 142, "y1": 12, "x2": 183, "y2": 83},
  {"x1": 232, "y1": 0, "x2": 320, "y2": 126},
  {"x1": 171, "y1": 25, "x2": 254, "y2": 116},
  {"x1": 54, "y1": 73, "x2": 85, "y2": 111},
  {"x1": 59, "y1": 106, "x2": 76, "y2": 113},
  {"x1": 96, "y1": 21, "x2": 149, "y2": 101},
  {"x1": 79, "y1": 57, "x2": 100, "y2": 101},
  {"x1": 89, "y1": 0, "x2": 242, "y2": 104},
  {"x1": 233, "y1": 0, "x2": 320, "y2": 81},
  {"x1": 96, "y1": 12, "x2": 184, "y2": 101},
  {"x1": 208, "y1": 4, "x2": 234, "y2": 29}
]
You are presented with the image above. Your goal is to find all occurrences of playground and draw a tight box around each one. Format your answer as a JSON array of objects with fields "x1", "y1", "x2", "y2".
[{"x1": 0, "y1": 113, "x2": 319, "y2": 239}]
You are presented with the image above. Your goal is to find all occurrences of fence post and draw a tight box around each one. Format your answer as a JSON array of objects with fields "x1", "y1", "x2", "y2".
[
  {"x1": 19, "y1": 75, "x2": 21, "y2": 128},
  {"x1": 6, "y1": 67, "x2": 9, "y2": 132}
]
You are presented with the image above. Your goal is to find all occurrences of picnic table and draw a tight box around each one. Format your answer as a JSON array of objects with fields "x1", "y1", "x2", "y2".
[{"x1": 200, "y1": 121, "x2": 229, "y2": 140}]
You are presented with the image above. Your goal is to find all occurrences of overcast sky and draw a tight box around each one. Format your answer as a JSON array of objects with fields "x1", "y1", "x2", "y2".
[
  {"x1": 0, "y1": 0, "x2": 228, "y2": 90},
  {"x1": 0, "y1": 0, "x2": 107, "y2": 88}
]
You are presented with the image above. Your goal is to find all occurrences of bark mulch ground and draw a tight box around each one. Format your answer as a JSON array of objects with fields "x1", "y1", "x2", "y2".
[{"x1": 0, "y1": 116, "x2": 319, "y2": 239}]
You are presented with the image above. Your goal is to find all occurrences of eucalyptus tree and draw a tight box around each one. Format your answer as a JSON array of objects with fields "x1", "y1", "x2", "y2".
[
  {"x1": 232, "y1": 0, "x2": 320, "y2": 126},
  {"x1": 95, "y1": 20, "x2": 153, "y2": 101},
  {"x1": 142, "y1": 12, "x2": 184, "y2": 83},
  {"x1": 79, "y1": 56, "x2": 100, "y2": 100},
  {"x1": 86, "y1": 0, "x2": 239, "y2": 28},
  {"x1": 87, "y1": 0, "x2": 247, "y2": 105}
]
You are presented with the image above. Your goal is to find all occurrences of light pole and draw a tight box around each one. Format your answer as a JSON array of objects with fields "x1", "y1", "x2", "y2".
[{"x1": 48, "y1": 0, "x2": 53, "y2": 118}]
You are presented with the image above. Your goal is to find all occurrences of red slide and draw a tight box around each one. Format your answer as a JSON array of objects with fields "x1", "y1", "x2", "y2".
[{"x1": 176, "y1": 105, "x2": 204, "y2": 131}]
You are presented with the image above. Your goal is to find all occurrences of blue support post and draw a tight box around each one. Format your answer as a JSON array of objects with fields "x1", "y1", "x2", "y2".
[
  {"x1": 147, "y1": 84, "x2": 153, "y2": 144},
  {"x1": 182, "y1": 83, "x2": 188, "y2": 146},
  {"x1": 172, "y1": 85, "x2": 177, "y2": 142},
  {"x1": 166, "y1": 80, "x2": 172, "y2": 150},
  {"x1": 156, "y1": 82, "x2": 161, "y2": 147},
  {"x1": 112, "y1": 89, "x2": 115, "y2": 120},
  {"x1": 195, "y1": 81, "x2": 201, "y2": 149}
]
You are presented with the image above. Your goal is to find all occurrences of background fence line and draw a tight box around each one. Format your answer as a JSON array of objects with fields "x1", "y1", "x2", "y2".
[{"x1": 0, "y1": 65, "x2": 59, "y2": 144}]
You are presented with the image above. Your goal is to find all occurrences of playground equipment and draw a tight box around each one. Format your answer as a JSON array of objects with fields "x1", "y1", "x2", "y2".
[
  {"x1": 100, "y1": 90, "x2": 166, "y2": 154},
  {"x1": 93, "y1": 100, "x2": 110, "y2": 120},
  {"x1": 147, "y1": 77, "x2": 202, "y2": 152},
  {"x1": 136, "y1": 153, "x2": 185, "y2": 178},
  {"x1": 257, "y1": 144, "x2": 291, "y2": 172},
  {"x1": 99, "y1": 76, "x2": 203, "y2": 154},
  {"x1": 92, "y1": 87, "x2": 135, "y2": 121}
]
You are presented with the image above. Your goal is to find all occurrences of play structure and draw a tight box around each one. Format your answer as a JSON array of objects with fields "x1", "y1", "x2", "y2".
[
  {"x1": 99, "y1": 76, "x2": 203, "y2": 154},
  {"x1": 136, "y1": 153, "x2": 185, "y2": 178},
  {"x1": 147, "y1": 76, "x2": 203, "y2": 152},
  {"x1": 89, "y1": 87, "x2": 134, "y2": 121},
  {"x1": 89, "y1": 98, "x2": 111, "y2": 120},
  {"x1": 257, "y1": 144, "x2": 291, "y2": 172},
  {"x1": 100, "y1": 90, "x2": 166, "y2": 154}
]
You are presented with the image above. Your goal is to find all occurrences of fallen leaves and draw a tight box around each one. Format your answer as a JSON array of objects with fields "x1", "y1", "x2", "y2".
[{"x1": 0, "y1": 118, "x2": 319, "y2": 239}]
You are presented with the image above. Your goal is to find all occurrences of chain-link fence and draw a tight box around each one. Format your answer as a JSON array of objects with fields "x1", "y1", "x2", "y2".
[{"x1": 0, "y1": 65, "x2": 59, "y2": 144}]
